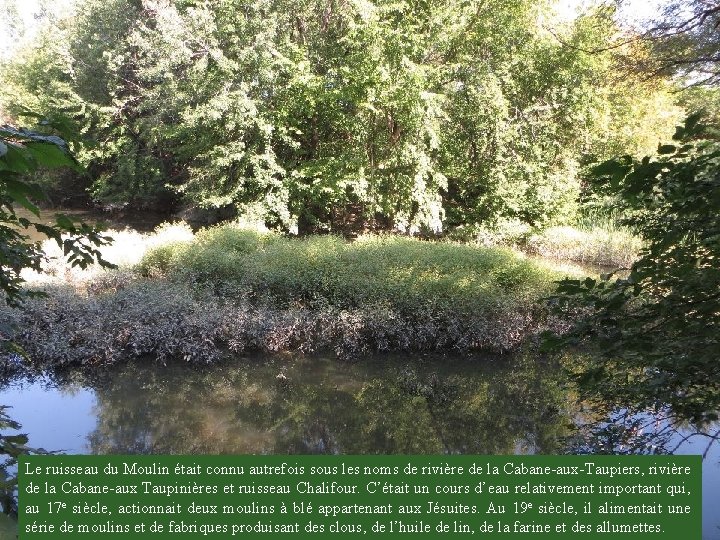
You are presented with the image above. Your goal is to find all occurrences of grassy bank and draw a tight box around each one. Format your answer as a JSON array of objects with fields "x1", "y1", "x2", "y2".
[
  {"x1": 138, "y1": 227, "x2": 555, "y2": 313},
  {"x1": 2, "y1": 224, "x2": 570, "y2": 366},
  {"x1": 452, "y1": 217, "x2": 642, "y2": 268},
  {"x1": 525, "y1": 225, "x2": 641, "y2": 268}
]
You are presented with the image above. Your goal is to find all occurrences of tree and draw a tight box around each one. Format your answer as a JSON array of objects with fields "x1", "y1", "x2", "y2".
[
  {"x1": 590, "y1": 0, "x2": 720, "y2": 87},
  {"x1": 642, "y1": 1, "x2": 720, "y2": 86},
  {"x1": 1, "y1": 125, "x2": 114, "y2": 308},
  {"x1": 547, "y1": 113, "x2": 720, "y2": 424},
  {"x1": 1, "y1": 123, "x2": 115, "y2": 517},
  {"x1": 1, "y1": 0, "x2": 681, "y2": 233}
]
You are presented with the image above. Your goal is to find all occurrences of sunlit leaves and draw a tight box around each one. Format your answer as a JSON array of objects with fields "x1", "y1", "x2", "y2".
[
  {"x1": 548, "y1": 116, "x2": 720, "y2": 424},
  {"x1": 0, "y1": 0, "x2": 681, "y2": 232},
  {"x1": 0, "y1": 126, "x2": 116, "y2": 307}
]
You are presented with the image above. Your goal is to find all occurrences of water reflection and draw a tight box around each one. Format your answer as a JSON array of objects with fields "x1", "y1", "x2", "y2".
[
  {"x1": 64, "y1": 355, "x2": 572, "y2": 455},
  {"x1": 2, "y1": 355, "x2": 717, "y2": 537}
]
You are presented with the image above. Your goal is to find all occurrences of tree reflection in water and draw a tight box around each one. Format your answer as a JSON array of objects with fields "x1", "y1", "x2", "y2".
[
  {"x1": 3, "y1": 352, "x2": 718, "y2": 534},
  {"x1": 568, "y1": 407, "x2": 720, "y2": 457},
  {"x1": 68, "y1": 354, "x2": 574, "y2": 455}
]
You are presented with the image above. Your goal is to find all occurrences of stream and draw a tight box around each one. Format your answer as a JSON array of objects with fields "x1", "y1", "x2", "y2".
[{"x1": 1, "y1": 355, "x2": 718, "y2": 538}]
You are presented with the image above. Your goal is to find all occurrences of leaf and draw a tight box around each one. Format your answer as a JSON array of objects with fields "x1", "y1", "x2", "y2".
[
  {"x1": 55, "y1": 214, "x2": 76, "y2": 232},
  {"x1": 673, "y1": 111, "x2": 705, "y2": 140},
  {"x1": 25, "y1": 141, "x2": 78, "y2": 170},
  {"x1": 2, "y1": 178, "x2": 43, "y2": 216},
  {"x1": 539, "y1": 330, "x2": 565, "y2": 352},
  {"x1": 0, "y1": 125, "x2": 68, "y2": 147},
  {"x1": 33, "y1": 223, "x2": 62, "y2": 244},
  {"x1": 1, "y1": 434, "x2": 28, "y2": 446},
  {"x1": 684, "y1": 111, "x2": 703, "y2": 132},
  {"x1": 657, "y1": 144, "x2": 676, "y2": 155},
  {"x1": 2, "y1": 144, "x2": 32, "y2": 173},
  {"x1": 591, "y1": 158, "x2": 631, "y2": 185}
]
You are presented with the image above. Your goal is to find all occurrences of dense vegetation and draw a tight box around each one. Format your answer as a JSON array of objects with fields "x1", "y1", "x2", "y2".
[
  {"x1": 0, "y1": 125, "x2": 112, "y2": 311},
  {"x1": 549, "y1": 114, "x2": 720, "y2": 424},
  {"x1": 0, "y1": 0, "x2": 718, "y2": 478},
  {"x1": 1, "y1": 0, "x2": 681, "y2": 233},
  {"x1": 1, "y1": 228, "x2": 564, "y2": 364},
  {"x1": 139, "y1": 228, "x2": 553, "y2": 314}
]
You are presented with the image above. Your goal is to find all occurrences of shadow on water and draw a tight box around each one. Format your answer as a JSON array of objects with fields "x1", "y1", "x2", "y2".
[
  {"x1": 0, "y1": 353, "x2": 718, "y2": 536},
  {"x1": 5, "y1": 354, "x2": 572, "y2": 455},
  {"x1": 13, "y1": 206, "x2": 169, "y2": 243}
]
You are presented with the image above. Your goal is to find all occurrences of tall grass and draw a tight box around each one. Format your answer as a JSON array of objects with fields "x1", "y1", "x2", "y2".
[
  {"x1": 526, "y1": 212, "x2": 642, "y2": 268},
  {"x1": 138, "y1": 226, "x2": 557, "y2": 315}
]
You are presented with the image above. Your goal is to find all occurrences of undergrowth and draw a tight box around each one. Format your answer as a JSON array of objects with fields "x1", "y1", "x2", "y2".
[
  {"x1": 138, "y1": 227, "x2": 555, "y2": 315},
  {"x1": 2, "y1": 224, "x2": 571, "y2": 365},
  {"x1": 525, "y1": 212, "x2": 642, "y2": 268}
]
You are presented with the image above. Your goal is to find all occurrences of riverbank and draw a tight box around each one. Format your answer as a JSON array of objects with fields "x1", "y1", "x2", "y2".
[
  {"x1": 1, "y1": 223, "x2": 587, "y2": 367},
  {"x1": 452, "y1": 218, "x2": 642, "y2": 269}
]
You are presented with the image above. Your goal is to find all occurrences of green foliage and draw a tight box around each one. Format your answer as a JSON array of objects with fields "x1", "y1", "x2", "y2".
[
  {"x1": 0, "y1": 406, "x2": 41, "y2": 517},
  {"x1": 547, "y1": 114, "x2": 720, "y2": 424},
  {"x1": 0, "y1": 223, "x2": 569, "y2": 365},
  {"x1": 526, "y1": 223, "x2": 642, "y2": 268},
  {"x1": 2, "y1": 271, "x2": 553, "y2": 365},
  {"x1": 0, "y1": 0, "x2": 681, "y2": 231},
  {"x1": 139, "y1": 225, "x2": 556, "y2": 315},
  {"x1": 678, "y1": 86, "x2": 720, "y2": 125},
  {"x1": 0, "y1": 125, "x2": 114, "y2": 307},
  {"x1": 0, "y1": 225, "x2": 567, "y2": 363}
]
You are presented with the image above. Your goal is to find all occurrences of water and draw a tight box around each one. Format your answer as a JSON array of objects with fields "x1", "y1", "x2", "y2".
[
  {"x1": 3, "y1": 208, "x2": 718, "y2": 536},
  {"x1": 1, "y1": 355, "x2": 718, "y2": 537},
  {"x1": 0, "y1": 355, "x2": 571, "y2": 455},
  {"x1": 12, "y1": 206, "x2": 168, "y2": 244}
]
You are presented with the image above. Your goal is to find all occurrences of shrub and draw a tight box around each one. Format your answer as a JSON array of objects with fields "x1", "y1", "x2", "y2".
[
  {"x1": 2, "y1": 224, "x2": 573, "y2": 365},
  {"x1": 1, "y1": 278, "x2": 562, "y2": 366},
  {"x1": 140, "y1": 227, "x2": 558, "y2": 315}
]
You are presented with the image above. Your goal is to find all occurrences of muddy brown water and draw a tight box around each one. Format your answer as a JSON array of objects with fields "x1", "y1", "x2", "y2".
[{"x1": 12, "y1": 206, "x2": 169, "y2": 243}]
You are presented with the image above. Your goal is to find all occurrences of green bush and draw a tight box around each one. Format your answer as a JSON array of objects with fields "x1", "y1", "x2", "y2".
[
  {"x1": 136, "y1": 242, "x2": 187, "y2": 277},
  {"x1": 139, "y1": 226, "x2": 557, "y2": 315}
]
